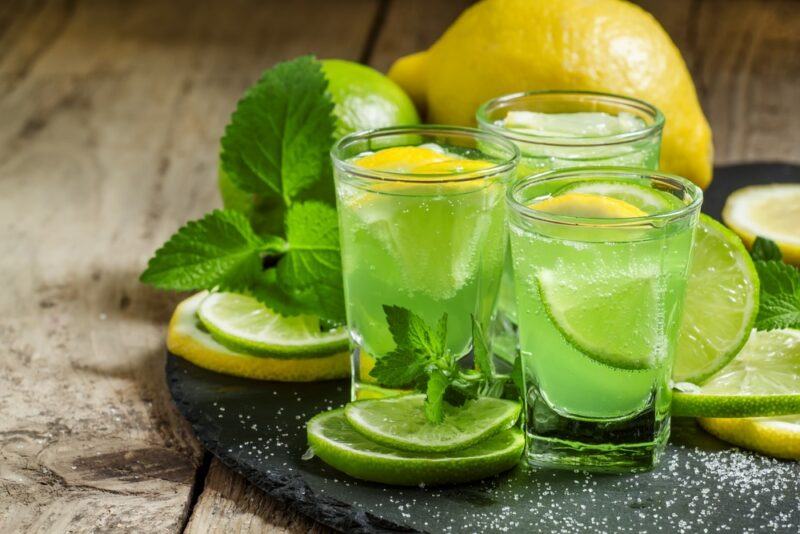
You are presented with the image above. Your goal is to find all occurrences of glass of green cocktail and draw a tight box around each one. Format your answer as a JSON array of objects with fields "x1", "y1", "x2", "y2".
[
  {"x1": 477, "y1": 91, "x2": 665, "y2": 333},
  {"x1": 507, "y1": 167, "x2": 702, "y2": 472},
  {"x1": 332, "y1": 126, "x2": 519, "y2": 400}
]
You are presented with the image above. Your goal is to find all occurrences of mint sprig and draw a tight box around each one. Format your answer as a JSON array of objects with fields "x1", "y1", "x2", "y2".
[
  {"x1": 141, "y1": 56, "x2": 346, "y2": 323},
  {"x1": 750, "y1": 237, "x2": 800, "y2": 330},
  {"x1": 369, "y1": 306, "x2": 508, "y2": 423},
  {"x1": 220, "y1": 55, "x2": 335, "y2": 206}
]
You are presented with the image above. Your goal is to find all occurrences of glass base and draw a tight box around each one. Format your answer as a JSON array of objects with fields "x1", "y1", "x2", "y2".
[{"x1": 526, "y1": 418, "x2": 669, "y2": 473}]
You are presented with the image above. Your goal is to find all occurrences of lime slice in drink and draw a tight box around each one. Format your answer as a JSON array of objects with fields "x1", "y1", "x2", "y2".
[
  {"x1": 344, "y1": 394, "x2": 521, "y2": 452},
  {"x1": 672, "y1": 215, "x2": 759, "y2": 382},
  {"x1": 537, "y1": 266, "x2": 661, "y2": 370},
  {"x1": 196, "y1": 292, "x2": 348, "y2": 358},
  {"x1": 672, "y1": 328, "x2": 800, "y2": 417},
  {"x1": 555, "y1": 180, "x2": 683, "y2": 213},
  {"x1": 307, "y1": 408, "x2": 524, "y2": 486}
]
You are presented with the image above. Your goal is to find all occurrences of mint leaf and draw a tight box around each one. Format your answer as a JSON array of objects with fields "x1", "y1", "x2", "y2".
[
  {"x1": 140, "y1": 210, "x2": 284, "y2": 291},
  {"x1": 472, "y1": 316, "x2": 494, "y2": 381},
  {"x1": 424, "y1": 369, "x2": 449, "y2": 424},
  {"x1": 220, "y1": 55, "x2": 335, "y2": 206},
  {"x1": 383, "y1": 305, "x2": 447, "y2": 359},
  {"x1": 369, "y1": 306, "x2": 438, "y2": 388},
  {"x1": 755, "y1": 260, "x2": 800, "y2": 330},
  {"x1": 245, "y1": 202, "x2": 344, "y2": 322},
  {"x1": 751, "y1": 236, "x2": 782, "y2": 262}
]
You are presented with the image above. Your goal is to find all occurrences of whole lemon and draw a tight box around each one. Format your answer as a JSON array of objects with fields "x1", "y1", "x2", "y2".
[{"x1": 389, "y1": 0, "x2": 713, "y2": 188}]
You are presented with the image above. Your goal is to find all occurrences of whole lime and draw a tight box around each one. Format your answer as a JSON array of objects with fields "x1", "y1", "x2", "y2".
[{"x1": 219, "y1": 59, "x2": 419, "y2": 211}]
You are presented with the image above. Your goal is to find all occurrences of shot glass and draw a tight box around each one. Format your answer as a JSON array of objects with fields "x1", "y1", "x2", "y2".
[
  {"x1": 477, "y1": 91, "x2": 665, "y2": 330},
  {"x1": 506, "y1": 167, "x2": 702, "y2": 472},
  {"x1": 331, "y1": 126, "x2": 519, "y2": 400}
]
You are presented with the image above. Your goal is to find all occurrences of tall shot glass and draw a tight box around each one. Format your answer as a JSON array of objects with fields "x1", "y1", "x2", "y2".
[
  {"x1": 477, "y1": 91, "x2": 665, "y2": 341},
  {"x1": 331, "y1": 126, "x2": 519, "y2": 400},
  {"x1": 506, "y1": 167, "x2": 702, "y2": 472}
]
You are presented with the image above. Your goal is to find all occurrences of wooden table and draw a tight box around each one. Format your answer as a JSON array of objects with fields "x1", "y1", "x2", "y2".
[{"x1": 1, "y1": 1, "x2": 798, "y2": 532}]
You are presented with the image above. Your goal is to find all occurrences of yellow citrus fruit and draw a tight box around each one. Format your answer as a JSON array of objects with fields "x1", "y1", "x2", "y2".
[
  {"x1": 389, "y1": 0, "x2": 713, "y2": 188},
  {"x1": 353, "y1": 146, "x2": 451, "y2": 172},
  {"x1": 722, "y1": 184, "x2": 800, "y2": 265},
  {"x1": 531, "y1": 193, "x2": 647, "y2": 218},
  {"x1": 699, "y1": 416, "x2": 800, "y2": 460},
  {"x1": 167, "y1": 293, "x2": 349, "y2": 382}
]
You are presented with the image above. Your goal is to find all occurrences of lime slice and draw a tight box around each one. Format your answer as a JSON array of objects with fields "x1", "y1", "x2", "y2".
[
  {"x1": 168, "y1": 293, "x2": 348, "y2": 381},
  {"x1": 672, "y1": 329, "x2": 800, "y2": 417},
  {"x1": 554, "y1": 180, "x2": 682, "y2": 213},
  {"x1": 537, "y1": 266, "x2": 661, "y2": 370},
  {"x1": 344, "y1": 395, "x2": 521, "y2": 452},
  {"x1": 673, "y1": 215, "x2": 759, "y2": 382},
  {"x1": 307, "y1": 408, "x2": 524, "y2": 486},
  {"x1": 699, "y1": 415, "x2": 800, "y2": 460},
  {"x1": 196, "y1": 292, "x2": 348, "y2": 358}
]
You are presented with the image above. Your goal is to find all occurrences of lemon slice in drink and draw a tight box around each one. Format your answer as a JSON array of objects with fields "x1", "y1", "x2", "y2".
[
  {"x1": 722, "y1": 184, "x2": 800, "y2": 265},
  {"x1": 555, "y1": 180, "x2": 683, "y2": 213},
  {"x1": 699, "y1": 415, "x2": 800, "y2": 460},
  {"x1": 672, "y1": 329, "x2": 800, "y2": 417},
  {"x1": 167, "y1": 293, "x2": 348, "y2": 381},
  {"x1": 344, "y1": 395, "x2": 521, "y2": 452},
  {"x1": 353, "y1": 146, "x2": 451, "y2": 172},
  {"x1": 673, "y1": 215, "x2": 759, "y2": 382},
  {"x1": 307, "y1": 408, "x2": 524, "y2": 486},
  {"x1": 197, "y1": 292, "x2": 348, "y2": 357},
  {"x1": 531, "y1": 192, "x2": 647, "y2": 218}
]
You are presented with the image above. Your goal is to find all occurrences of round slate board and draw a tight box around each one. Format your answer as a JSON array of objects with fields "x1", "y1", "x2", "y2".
[{"x1": 168, "y1": 164, "x2": 800, "y2": 534}]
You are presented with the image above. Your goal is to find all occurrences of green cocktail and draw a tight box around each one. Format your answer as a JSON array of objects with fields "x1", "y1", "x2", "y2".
[
  {"x1": 331, "y1": 126, "x2": 519, "y2": 399},
  {"x1": 507, "y1": 168, "x2": 702, "y2": 472},
  {"x1": 477, "y1": 91, "x2": 665, "y2": 330}
]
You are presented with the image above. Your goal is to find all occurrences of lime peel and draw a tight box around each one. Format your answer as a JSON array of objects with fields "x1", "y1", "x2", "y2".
[
  {"x1": 307, "y1": 408, "x2": 524, "y2": 486},
  {"x1": 344, "y1": 395, "x2": 521, "y2": 453}
]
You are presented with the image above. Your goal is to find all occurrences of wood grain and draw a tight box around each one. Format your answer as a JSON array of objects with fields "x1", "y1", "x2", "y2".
[
  {"x1": 0, "y1": 0, "x2": 374, "y2": 532},
  {"x1": 184, "y1": 459, "x2": 332, "y2": 534}
]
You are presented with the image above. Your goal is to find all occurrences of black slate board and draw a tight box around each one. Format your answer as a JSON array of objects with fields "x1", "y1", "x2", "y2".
[{"x1": 167, "y1": 164, "x2": 800, "y2": 534}]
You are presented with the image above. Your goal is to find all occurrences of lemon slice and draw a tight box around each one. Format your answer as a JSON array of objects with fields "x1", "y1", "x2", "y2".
[
  {"x1": 699, "y1": 415, "x2": 800, "y2": 460},
  {"x1": 353, "y1": 146, "x2": 451, "y2": 172},
  {"x1": 167, "y1": 293, "x2": 349, "y2": 381},
  {"x1": 531, "y1": 192, "x2": 647, "y2": 218},
  {"x1": 722, "y1": 184, "x2": 800, "y2": 265},
  {"x1": 414, "y1": 159, "x2": 494, "y2": 174}
]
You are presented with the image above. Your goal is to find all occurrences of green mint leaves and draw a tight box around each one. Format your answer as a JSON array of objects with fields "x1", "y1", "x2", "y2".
[
  {"x1": 141, "y1": 56, "x2": 346, "y2": 323},
  {"x1": 140, "y1": 210, "x2": 284, "y2": 291},
  {"x1": 370, "y1": 306, "x2": 507, "y2": 424},
  {"x1": 751, "y1": 236, "x2": 783, "y2": 262},
  {"x1": 220, "y1": 55, "x2": 335, "y2": 205},
  {"x1": 750, "y1": 237, "x2": 800, "y2": 331}
]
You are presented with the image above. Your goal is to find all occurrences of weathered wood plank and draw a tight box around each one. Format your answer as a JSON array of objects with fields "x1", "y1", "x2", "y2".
[
  {"x1": 638, "y1": 0, "x2": 800, "y2": 164},
  {"x1": 184, "y1": 459, "x2": 333, "y2": 534},
  {"x1": 0, "y1": 0, "x2": 375, "y2": 532},
  {"x1": 371, "y1": 0, "x2": 800, "y2": 165}
]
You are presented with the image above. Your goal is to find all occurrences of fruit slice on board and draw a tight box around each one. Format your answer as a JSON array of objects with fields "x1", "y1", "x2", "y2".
[
  {"x1": 344, "y1": 394, "x2": 521, "y2": 452},
  {"x1": 307, "y1": 408, "x2": 524, "y2": 486}
]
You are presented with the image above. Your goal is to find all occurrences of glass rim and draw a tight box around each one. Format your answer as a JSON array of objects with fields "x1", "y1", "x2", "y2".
[
  {"x1": 507, "y1": 167, "x2": 703, "y2": 227},
  {"x1": 476, "y1": 90, "x2": 666, "y2": 147},
  {"x1": 330, "y1": 125, "x2": 520, "y2": 184}
]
